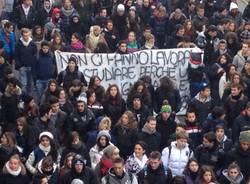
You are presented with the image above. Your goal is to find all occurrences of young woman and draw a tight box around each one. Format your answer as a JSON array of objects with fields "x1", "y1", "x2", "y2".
[
  {"x1": 242, "y1": 61, "x2": 250, "y2": 99},
  {"x1": 125, "y1": 141, "x2": 148, "y2": 175},
  {"x1": 219, "y1": 162, "x2": 245, "y2": 184},
  {"x1": 196, "y1": 166, "x2": 218, "y2": 184},
  {"x1": 113, "y1": 111, "x2": 138, "y2": 159},
  {"x1": 40, "y1": 79, "x2": 59, "y2": 105},
  {"x1": 60, "y1": 131, "x2": 90, "y2": 167},
  {"x1": 57, "y1": 87, "x2": 74, "y2": 115},
  {"x1": 87, "y1": 89, "x2": 104, "y2": 119},
  {"x1": 66, "y1": 32, "x2": 85, "y2": 53},
  {"x1": 89, "y1": 130, "x2": 113, "y2": 169},
  {"x1": 184, "y1": 20, "x2": 196, "y2": 41},
  {"x1": 21, "y1": 95, "x2": 39, "y2": 124},
  {"x1": 59, "y1": 152, "x2": 76, "y2": 177},
  {"x1": 32, "y1": 25, "x2": 45, "y2": 51},
  {"x1": 50, "y1": 33, "x2": 65, "y2": 52},
  {"x1": 88, "y1": 75, "x2": 105, "y2": 103},
  {"x1": 0, "y1": 154, "x2": 29, "y2": 184},
  {"x1": 103, "y1": 84, "x2": 126, "y2": 127},
  {"x1": 0, "y1": 132, "x2": 20, "y2": 169},
  {"x1": 183, "y1": 158, "x2": 199, "y2": 184},
  {"x1": 25, "y1": 132, "x2": 58, "y2": 175}
]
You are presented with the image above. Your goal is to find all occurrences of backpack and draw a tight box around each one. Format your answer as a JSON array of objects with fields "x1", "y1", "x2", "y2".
[{"x1": 106, "y1": 172, "x2": 134, "y2": 184}]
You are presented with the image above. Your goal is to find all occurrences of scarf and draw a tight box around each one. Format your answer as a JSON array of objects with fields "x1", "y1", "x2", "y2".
[
  {"x1": 39, "y1": 143, "x2": 51, "y2": 155},
  {"x1": 100, "y1": 159, "x2": 113, "y2": 176},
  {"x1": 59, "y1": 98, "x2": 66, "y2": 105},
  {"x1": 61, "y1": 7, "x2": 74, "y2": 16},
  {"x1": 71, "y1": 41, "x2": 84, "y2": 50},
  {"x1": 5, "y1": 161, "x2": 22, "y2": 176},
  {"x1": 133, "y1": 153, "x2": 148, "y2": 169},
  {"x1": 142, "y1": 124, "x2": 156, "y2": 134},
  {"x1": 20, "y1": 37, "x2": 32, "y2": 47}
]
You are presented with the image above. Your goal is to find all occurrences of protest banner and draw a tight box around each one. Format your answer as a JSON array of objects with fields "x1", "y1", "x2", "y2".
[{"x1": 55, "y1": 48, "x2": 202, "y2": 114}]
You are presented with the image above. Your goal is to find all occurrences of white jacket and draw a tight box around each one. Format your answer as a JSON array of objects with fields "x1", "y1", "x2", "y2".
[{"x1": 161, "y1": 141, "x2": 193, "y2": 176}]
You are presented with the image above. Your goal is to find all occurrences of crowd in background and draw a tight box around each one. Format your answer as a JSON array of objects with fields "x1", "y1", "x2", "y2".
[{"x1": 0, "y1": 0, "x2": 250, "y2": 183}]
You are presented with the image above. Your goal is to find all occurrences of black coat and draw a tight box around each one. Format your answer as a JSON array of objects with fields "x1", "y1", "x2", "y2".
[
  {"x1": 129, "y1": 104, "x2": 152, "y2": 129},
  {"x1": 0, "y1": 173, "x2": 29, "y2": 184},
  {"x1": 60, "y1": 167, "x2": 98, "y2": 184},
  {"x1": 14, "y1": 5, "x2": 36, "y2": 29},
  {"x1": 232, "y1": 114, "x2": 250, "y2": 143}
]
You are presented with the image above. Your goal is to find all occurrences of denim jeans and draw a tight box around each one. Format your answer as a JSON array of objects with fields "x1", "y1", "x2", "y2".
[
  {"x1": 19, "y1": 66, "x2": 33, "y2": 94},
  {"x1": 36, "y1": 79, "x2": 48, "y2": 99}
]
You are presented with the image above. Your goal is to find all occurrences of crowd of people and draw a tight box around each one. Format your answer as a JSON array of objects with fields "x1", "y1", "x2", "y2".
[{"x1": 0, "y1": 0, "x2": 250, "y2": 183}]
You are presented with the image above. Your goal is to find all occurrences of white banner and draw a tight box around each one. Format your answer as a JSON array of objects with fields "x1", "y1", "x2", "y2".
[{"x1": 55, "y1": 48, "x2": 202, "y2": 114}]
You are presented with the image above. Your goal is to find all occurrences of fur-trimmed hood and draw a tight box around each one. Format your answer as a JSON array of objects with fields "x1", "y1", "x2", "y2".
[
  {"x1": 3, "y1": 161, "x2": 27, "y2": 176},
  {"x1": 4, "y1": 85, "x2": 22, "y2": 97}
]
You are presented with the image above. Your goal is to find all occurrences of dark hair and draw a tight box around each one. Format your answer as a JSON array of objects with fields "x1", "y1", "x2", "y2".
[
  {"x1": 149, "y1": 151, "x2": 161, "y2": 160},
  {"x1": 41, "y1": 40, "x2": 50, "y2": 47},
  {"x1": 176, "y1": 123, "x2": 187, "y2": 129},
  {"x1": 198, "y1": 166, "x2": 217, "y2": 183},
  {"x1": 113, "y1": 157, "x2": 124, "y2": 165},
  {"x1": 86, "y1": 89, "x2": 95, "y2": 100},
  {"x1": 1, "y1": 131, "x2": 17, "y2": 147},
  {"x1": 225, "y1": 63, "x2": 236, "y2": 81},
  {"x1": 118, "y1": 40, "x2": 127, "y2": 46},
  {"x1": 143, "y1": 24, "x2": 152, "y2": 31},
  {"x1": 88, "y1": 75, "x2": 101, "y2": 89},
  {"x1": 49, "y1": 96, "x2": 59, "y2": 105},
  {"x1": 71, "y1": 32, "x2": 82, "y2": 41},
  {"x1": 211, "y1": 106, "x2": 225, "y2": 119},
  {"x1": 41, "y1": 156, "x2": 54, "y2": 171},
  {"x1": 39, "y1": 104, "x2": 51, "y2": 117},
  {"x1": 4, "y1": 21, "x2": 13, "y2": 29},
  {"x1": 171, "y1": 176, "x2": 186, "y2": 184},
  {"x1": 4, "y1": 67, "x2": 13, "y2": 75},
  {"x1": 66, "y1": 131, "x2": 80, "y2": 147},
  {"x1": 104, "y1": 84, "x2": 123, "y2": 104},
  {"x1": 186, "y1": 158, "x2": 199, "y2": 170},
  {"x1": 160, "y1": 76, "x2": 174, "y2": 90},
  {"x1": 8, "y1": 78, "x2": 19, "y2": 86},
  {"x1": 32, "y1": 173, "x2": 48, "y2": 184},
  {"x1": 203, "y1": 131, "x2": 216, "y2": 143},
  {"x1": 135, "y1": 141, "x2": 147, "y2": 151},
  {"x1": 146, "y1": 116, "x2": 156, "y2": 123}
]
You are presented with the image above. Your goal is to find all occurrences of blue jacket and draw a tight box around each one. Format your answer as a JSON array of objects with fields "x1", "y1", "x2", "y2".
[{"x1": 0, "y1": 29, "x2": 15, "y2": 56}]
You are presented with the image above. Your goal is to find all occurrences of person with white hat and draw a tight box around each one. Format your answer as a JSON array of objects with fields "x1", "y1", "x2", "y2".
[
  {"x1": 228, "y1": 2, "x2": 244, "y2": 27},
  {"x1": 26, "y1": 131, "x2": 58, "y2": 175}
]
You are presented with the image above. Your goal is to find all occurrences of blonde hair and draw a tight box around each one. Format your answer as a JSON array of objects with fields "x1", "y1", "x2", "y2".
[{"x1": 99, "y1": 117, "x2": 112, "y2": 130}]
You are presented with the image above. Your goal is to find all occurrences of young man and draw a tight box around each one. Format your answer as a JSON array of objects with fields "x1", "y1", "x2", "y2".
[
  {"x1": 61, "y1": 154, "x2": 98, "y2": 184},
  {"x1": 138, "y1": 151, "x2": 172, "y2": 184},
  {"x1": 102, "y1": 157, "x2": 138, "y2": 184},
  {"x1": 233, "y1": 42, "x2": 250, "y2": 72},
  {"x1": 161, "y1": 131, "x2": 193, "y2": 177},
  {"x1": 137, "y1": 116, "x2": 161, "y2": 156},
  {"x1": 188, "y1": 83, "x2": 215, "y2": 125},
  {"x1": 215, "y1": 125, "x2": 233, "y2": 152},
  {"x1": 116, "y1": 40, "x2": 128, "y2": 54},
  {"x1": 102, "y1": 19, "x2": 119, "y2": 52}
]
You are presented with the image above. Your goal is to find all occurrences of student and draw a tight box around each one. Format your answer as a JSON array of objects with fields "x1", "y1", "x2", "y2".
[
  {"x1": 219, "y1": 162, "x2": 245, "y2": 184},
  {"x1": 196, "y1": 166, "x2": 219, "y2": 184},
  {"x1": 183, "y1": 158, "x2": 199, "y2": 184},
  {"x1": 215, "y1": 125, "x2": 233, "y2": 153}
]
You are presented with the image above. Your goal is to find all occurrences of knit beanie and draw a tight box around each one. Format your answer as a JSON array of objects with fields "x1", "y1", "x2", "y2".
[
  {"x1": 161, "y1": 105, "x2": 172, "y2": 113},
  {"x1": 239, "y1": 131, "x2": 250, "y2": 143},
  {"x1": 97, "y1": 130, "x2": 111, "y2": 142},
  {"x1": 229, "y1": 2, "x2": 238, "y2": 11},
  {"x1": 39, "y1": 131, "x2": 54, "y2": 140}
]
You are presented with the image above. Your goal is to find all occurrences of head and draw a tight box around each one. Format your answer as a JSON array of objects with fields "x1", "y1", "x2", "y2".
[
  {"x1": 39, "y1": 132, "x2": 53, "y2": 148},
  {"x1": 97, "y1": 131, "x2": 110, "y2": 148},
  {"x1": 103, "y1": 145, "x2": 120, "y2": 161},
  {"x1": 63, "y1": 0, "x2": 72, "y2": 9},
  {"x1": 215, "y1": 125, "x2": 225, "y2": 141},
  {"x1": 53, "y1": 33, "x2": 62, "y2": 44},
  {"x1": 89, "y1": 75, "x2": 101, "y2": 88},
  {"x1": 4, "y1": 21, "x2": 14, "y2": 34},
  {"x1": 16, "y1": 116, "x2": 28, "y2": 134},
  {"x1": 128, "y1": 31, "x2": 136, "y2": 43},
  {"x1": 239, "y1": 131, "x2": 250, "y2": 151},
  {"x1": 73, "y1": 154, "x2": 86, "y2": 174},
  {"x1": 132, "y1": 94, "x2": 142, "y2": 110},
  {"x1": 230, "y1": 83, "x2": 242, "y2": 96},
  {"x1": 1, "y1": 132, "x2": 16, "y2": 147},
  {"x1": 21, "y1": 28, "x2": 31, "y2": 42},
  {"x1": 231, "y1": 72, "x2": 241, "y2": 84},
  {"x1": 98, "y1": 117, "x2": 112, "y2": 131},
  {"x1": 176, "y1": 124, "x2": 187, "y2": 134},
  {"x1": 160, "y1": 76, "x2": 174, "y2": 89},
  {"x1": 41, "y1": 41, "x2": 50, "y2": 54},
  {"x1": 47, "y1": 79, "x2": 58, "y2": 93},
  {"x1": 69, "y1": 131, "x2": 80, "y2": 145},
  {"x1": 39, "y1": 104, "x2": 52, "y2": 119},
  {"x1": 113, "y1": 157, "x2": 125, "y2": 177},
  {"x1": 134, "y1": 141, "x2": 146, "y2": 158},
  {"x1": 49, "y1": 97, "x2": 60, "y2": 113},
  {"x1": 63, "y1": 152, "x2": 76, "y2": 169},
  {"x1": 196, "y1": 4, "x2": 205, "y2": 17},
  {"x1": 22, "y1": 0, "x2": 32, "y2": 6},
  {"x1": 149, "y1": 151, "x2": 162, "y2": 170},
  {"x1": 227, "y1": 163, "x2": 241, "y2": 180},
  {"x1": 71, "y1": 33, "x2": 81, "y2": 44},
  {"x1": 117, "y1": 111, "x2": 137, "y2": 130},
  {"x1": 211, "y1": 106, "x2": 225, "y2": 120},
  {"x1": 202, "y1": 132, "x2": 217, "y2": 149},
  {"x1": 41, "y1": 156, "x2": 54, "y2": 176},
  {"x1": 106, "y1": 84, "x2": 120, "y2": 98},
  {"x1": 186, "y1": 110, "x2": 196, "y2": 123},
  {"x1": 86, "y1": 89, "x2": 96, "y2": 105},
  {"x1": 186, "y1": 158, "x2": 199, "y2": 173},
  {"x1": 245, "y1": 102, "x2": 250, "y2": 117},
  {"x1": 176, "y1": 131, "x2": 188, "y2": 149},
  {"x1": 91, "y1": 25, "x2": 101, "y2": 37},
  {"x1": 8, "y1": 154, "x2": 22, "y2": 172},
  {"x1": 68, "y1": 57, "x2": 77, "y2": 71},
  {"x1": 145, "y1": 116, "x2": 157, "y2": 132},
  {"x1": 118, "y1": 40, "x2": 127, "y2": 53},
  {"x1": 117, "y1": 4, "x2": 125, "y2": 16},
  {"x1": 106, "y1": 20, "x2": 113, "y2": 31},
  {"x1": 161, "y1": 105, "x2": 172, "y2": 120},
  {"x1": 199, "y1": 166, "x2": 216, "y2": 183},
  {"x1": 200, "y1": 85, "x2": 211, "y2": 98}
]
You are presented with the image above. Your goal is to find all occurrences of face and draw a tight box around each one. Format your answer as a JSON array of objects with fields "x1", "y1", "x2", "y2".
[
  {"x1": 16, "y1": 121, "x2": 24, "y2": 132},
  {"x1": 63, "y1": 0, "x2": 71, "y2": 9},
  {"x1": 100, "y1": 9, "x2": 107, "y2": 17},
  {"x1": 99, "y1": 136, "x2": 107, "y2": 147},
  {"x1": 246, "y1": 108, "x2": 250, "y2": 117},
  {"x1": 49, "y1": 82, "x2": 57, "y2": 92},
  {"x1": 113, "y1": 163, "x2": 124, "y2": 176},
  {"x1": 240, "y1": 141, "x2": 250, "y2": 151},
  {"x1": 74, "y1": 163, "x2": 83, "y2": 173},
  {"x1": 107, "y1": 22, "x2": 113, "y2": 31},
  {"x1": 215, "y1": 130, "x2": 225, "y2": 142},
  {"x1": 94, "y1": 77, "x2": 101, "y2": 86},
  {"x1": 203, "y1": 171, "x2": 212, "y2": 183},
  {"x1": 111, "y1": 148, "x2": 120, "y2": 161},
  {"x1": 228, "y1": 168, "x2": 239, "y2": 179},
  {"x1": 245, "y1": 63, "x2": 250, "y2": 71},
  {"x1": 51, "y1": 102, "x2": 60, "y2": 113},
  {"x1": 77, "y1": 102, "x2": 85, "y2": 112},
  {"x1": 197, "y1": 8, "x2": 205, "y2": 17},
  {"x1": 72, "y1": 136, "x2": 80, "y2": 145},
  {"x1": 136, "y1": 85, "x2": 144, "y2": 93},
  {"x1": 28, "y1": 99, "x2": 35, "y2": 107},
  {"x1": 232, "y1": 75, "x2": 240, "y2": 84},
  {"x1": 203, "y1": 138, "x2": 213, "y2": 148},
  {"x1": 229, "y1": 23, "x2": 235, "y2": 31},
  {"x1": 23, "y1": 0, "x2": 32, "y2": 6},
  {"x1": 161, "y1": 112, "x2": 171, "y2": 120},
  {"x1": 147, "y1": 120, "x2": 156, "y2": 132},
  {"x1": 6, "y1": 25, "x2": 14, "y2": 33},
  {"x1": 242, "y1": 44, "x2": 249, "y2": 53},
  {"x1": 219, "y1": 43, "x2": 226, "y2": 50},
  {"x1": 54, "y1": 36, "x2": 61, "y2": 44},
  {"x1": 128, "y1": 32, "x2": 136, "y2": 42},
  {"x1": 73, "y1": 16, "x2": 79, "y2": 23},
  {"x1": 134, "y1": 144, "x2": 145, "y2": 157},
  {"x1": 40, "y1": 137, "x2": 50, "y2": 147},
  {"x1": 42, "y1": 45, "x2": 50, "y2": 53},
  {"x1": 231, "y1": 87, "x2": 240, "y2": 96},
  {"x1": 44, "y1": 1, "x2": 51, "y2": 8},
  {"x1": 59, "y1": 90, "x2": 66, "y2": 99},
  {"x1": 40, "y1": 178, "x2": 49, "y2": 184},
  {"x1": 189, "y1": 161, "x2": 199, "y2": 172},
  {"x1": 121, "y1": 114, "x2": 129, "y2": 125},
  {"x1": 149, "y1": 158, "x2": 161, "y2": 170},
  {"x1": 71, "y1": 35, "x2": 78, "y2": 44},
  {"x1": 229, "y1": 66, "x2": 236, "y2": 75},
  {"x1": 143, "y1": 0, "x2": 150, "y2": 7},
  {"x1": 119, "y1": 43, "x2": 127, "y2": 53},
  {"x1": 110, "y1": 86, "x2": 118, "y2": 97},
  {"x1": 186, "y1": 21, "x2": 192, "y2": 29},
  {"x1": 68, "y1": 61, "x2": 76, "y2": 71},
  {"x1": 1, "y1": 134, "x2": 8, "y2": 145},
  {"x1": 176, "y1": 138, "x2": 187, "y2": 149},
  {"x1": 220, "y1": 55, "x2": 227, "y2": 64},
  {"x1": 201, "y1": 88, "x2": 211, "y2": 98},
  {"x1": 143, "y1": 29, "x2": 151, "y2": 37},
  {"x1": 67, "y1": 156, "x2": 74, "y2": 168},
  {"x1": 133, "y1": 99, "x2": 141, "y2": 109},
  {"x1": 187, "y1": 112, "x2": 196, "y2": 123},
  {"x1": 22, "y1": 32, "x2": 30, "y2": 42},
  {"x1": 94, "y1": 28, "x2": 100, "y2": 36},
  {"x1": 88, "y1": 93, "x2": 96, "y2": 104}
]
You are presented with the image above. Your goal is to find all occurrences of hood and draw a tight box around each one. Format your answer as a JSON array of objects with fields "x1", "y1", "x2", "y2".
[
  {"x1": 3, "y1": 161, "x2": 26, "y2": 176},
  {"x1": 194, "y1": 92, "x2": 211, "y2": 103},
  {"x1": 97, "y1": 130, "x2": 111, "y2": 142},
  {"x1": 4, "y1": 85, "x2": 22, "y2": 97},
  {"x1": 222, "y1": 169, "x2": 244, "y2": 184}
]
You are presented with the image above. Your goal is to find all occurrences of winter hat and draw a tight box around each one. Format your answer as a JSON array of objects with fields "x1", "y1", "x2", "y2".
[
  {"x1": 73, "y1": 154, "x2": 86, "y2": 165},
  {"x1": 239, "y1": 131, "x2": 250, "y2": 143},
  {"x1": 52, "y1": 7, "x2": 60, "y2": 15},
  {"x1": 22, "y1": 94, "x2": 33, "y2": 104},
  {"x1": 117, "y1": 4, "x2": 125, "y2": 12},
  {"x1": 240, "y1": 30, "x2": 250, "y2": 40},
  {"x1": 39, "y1": 131, "x2": 54, "y2": 140},
  {"x1": 229, "y1": 2, "x2": 238, "y2": 11},
  {"x1": 97, "y1": 130, "x2": 111, "y2": 142},
  {"x1": 129, "y1": 6, "x2": 136, "y2": 12},
  {"x1": 76, "y1": 93, "x2": 87, "y2": 103},
  {"x1": 198, "y1": 82, "x2": 210, "y2": 92},
  {"x1": 71, "y1": 179, "x2": 84, "y2": 184},
  {"x1": 161, "y1": 105, "x2": 172, "y2": 113}
]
